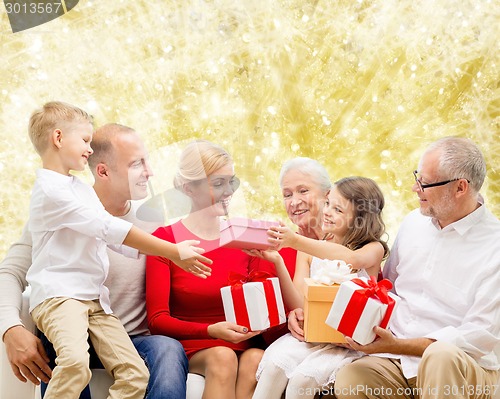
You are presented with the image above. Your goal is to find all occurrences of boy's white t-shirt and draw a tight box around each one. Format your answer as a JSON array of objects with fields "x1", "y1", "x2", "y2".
[{"x1": 27, "y1": 168, "x2": 133, "y2": 314}]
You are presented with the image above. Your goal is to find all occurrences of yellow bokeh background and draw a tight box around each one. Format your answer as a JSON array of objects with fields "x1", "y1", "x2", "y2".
[{"x1": 0, "y1": 0, "x2": 499, "y2": 258}]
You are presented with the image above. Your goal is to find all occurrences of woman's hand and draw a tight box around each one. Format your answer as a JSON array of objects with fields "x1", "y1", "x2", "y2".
[
  {"x1": 243, "y1": 248, "x2": 282, "y2": 264},
  {"x1": 287, "y1": 308, "x2": 305, "y2": 341},
  {"x1": 207, "y1": 322, "x2": 262, "y2": 343}
]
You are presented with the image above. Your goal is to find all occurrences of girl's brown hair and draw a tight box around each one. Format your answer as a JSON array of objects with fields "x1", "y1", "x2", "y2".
[{"x1": 335, "y1": 176, "x2": 389, "y2": 259}]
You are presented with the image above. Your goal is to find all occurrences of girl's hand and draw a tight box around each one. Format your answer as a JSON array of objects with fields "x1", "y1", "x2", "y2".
[
  {"x1": 207, "y1": 322, "x2": 262, "y2": 343},
  {"x1": 268, "y1": 222, "x2": 298, "y2": 250},
  {"x1": 287, "y1": 308, "x2": 305, "y2": 341}
]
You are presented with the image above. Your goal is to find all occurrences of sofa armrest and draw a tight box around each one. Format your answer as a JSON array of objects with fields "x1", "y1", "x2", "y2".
[{"x1": 0, "y1": 287, "x2": 37, "y2": 399}]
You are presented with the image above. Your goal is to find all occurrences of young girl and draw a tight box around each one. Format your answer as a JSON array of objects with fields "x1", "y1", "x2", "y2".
[{"x1": 250, "y1": 176, "x2": 389, "y2": 399}]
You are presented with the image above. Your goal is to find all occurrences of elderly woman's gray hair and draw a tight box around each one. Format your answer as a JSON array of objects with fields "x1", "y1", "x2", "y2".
[{"x1": 279, "y1": 157, "x2": 331, "y2": 193}]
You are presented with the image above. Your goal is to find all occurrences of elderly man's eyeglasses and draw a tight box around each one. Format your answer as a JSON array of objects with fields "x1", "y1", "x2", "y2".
[{"x1": 413, "y1": 170, "x2": 468, "y2": 192}]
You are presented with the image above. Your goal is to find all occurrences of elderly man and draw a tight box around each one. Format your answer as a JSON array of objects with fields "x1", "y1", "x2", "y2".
[{"x1": 332, "y1": 136, "x2": 499, "y2": 399}]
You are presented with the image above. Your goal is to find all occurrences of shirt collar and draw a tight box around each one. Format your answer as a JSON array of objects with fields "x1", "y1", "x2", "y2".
[
  {"x1": 432, "y1": 196, "x2": 485, "y2": 235},
  {"x1": 36, "y1": 168, "x2": 74, "y2": 183}
]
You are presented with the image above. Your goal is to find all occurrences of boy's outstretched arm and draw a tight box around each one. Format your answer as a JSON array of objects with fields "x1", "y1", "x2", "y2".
[{"x1": 123, "y1": 226, "x2": 212, "y2": 278}]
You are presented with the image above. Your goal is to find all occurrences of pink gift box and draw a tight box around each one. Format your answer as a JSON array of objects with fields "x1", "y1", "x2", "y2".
[
  {"x1": 325, "y1": 277, "x2": 399, "y2": 345},
  {"x1": 220, "y1": 217, "x2": 279, "y2": 250},
  {"x1": 221, "y1": 276, "x2": 286, "y2": 331}
]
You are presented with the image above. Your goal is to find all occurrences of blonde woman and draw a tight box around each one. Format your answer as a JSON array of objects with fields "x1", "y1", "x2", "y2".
[{"x1": 146, "y1": 140, "x2": 274, "y2": 399}]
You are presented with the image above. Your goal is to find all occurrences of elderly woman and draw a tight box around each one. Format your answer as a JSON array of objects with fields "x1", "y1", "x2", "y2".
[
  {"x1": 258, "y1": 157, "x2": 332, "y2": 347},
  {"x1": 277, "y1": 157, "x2": 332, "y2": 279}
]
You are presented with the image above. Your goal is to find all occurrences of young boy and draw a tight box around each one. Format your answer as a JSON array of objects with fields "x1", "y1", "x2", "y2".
[{"x1": 26, "y1": 101, "x2": 212, "y2": 399}]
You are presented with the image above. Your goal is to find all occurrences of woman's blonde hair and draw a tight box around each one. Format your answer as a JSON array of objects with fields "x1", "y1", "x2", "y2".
[
  {"x1": 335, "y1": 176, "x2": 389, "y2": 259},
  {"x1": 174, "y1": 140, "x2": 233, "y2": 189}
]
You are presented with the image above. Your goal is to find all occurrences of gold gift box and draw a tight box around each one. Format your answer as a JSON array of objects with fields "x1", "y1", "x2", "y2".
[{"x1": 303, "y1": 278, "x2": 346, "y2": 343}]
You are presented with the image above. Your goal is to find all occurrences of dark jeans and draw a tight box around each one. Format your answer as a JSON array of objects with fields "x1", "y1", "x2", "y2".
[{"x1": 40, "y1": 333, "x2": 189, "y2": 399}]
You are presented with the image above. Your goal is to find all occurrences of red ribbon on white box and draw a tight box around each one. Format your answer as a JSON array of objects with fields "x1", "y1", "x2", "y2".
[
  {"x1": 326, "y1": 276, "x2": 399, "y2": 345},
  {"x1": 221, "y1": 272, "x2": 286, "y2": 331}
]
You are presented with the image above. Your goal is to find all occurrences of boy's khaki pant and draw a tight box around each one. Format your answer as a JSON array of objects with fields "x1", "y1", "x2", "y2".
[
  {"x1": 326, "y1": 341, "x2": 499, "y2": 399},
  {"x1": 32, "y1": 297, "x2": 149, "y2": 399}
]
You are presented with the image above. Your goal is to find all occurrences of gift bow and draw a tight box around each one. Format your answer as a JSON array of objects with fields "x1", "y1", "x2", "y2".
[
  {"x1": 350, "y1": 276, "x2": 393, "y2": 305},
  {"x1": 228, "y1": 270, "x2": 273, "y2": 286},
  {"x1": 336, "y1": 276, "x2": 396, "y2": 338},
  {"x1": 226, "y1": 271, "x2": 281, "y2": 330},
  {"x1": 311, "y1": 259, "x2": 357, "y2": 285}
]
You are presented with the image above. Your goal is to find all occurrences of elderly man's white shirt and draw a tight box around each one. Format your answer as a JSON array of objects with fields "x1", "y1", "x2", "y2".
[
  {"x1": 384, "y1": 204, "x2": 500, "y2": 378},
  {"x1": 27, "y1": 169, "x2": 133, "y2": 314}
]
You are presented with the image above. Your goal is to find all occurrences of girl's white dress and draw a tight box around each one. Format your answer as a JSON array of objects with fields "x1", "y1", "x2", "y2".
[{"x1": 256, "y1": 257, "x2": 366, "y2": 388}]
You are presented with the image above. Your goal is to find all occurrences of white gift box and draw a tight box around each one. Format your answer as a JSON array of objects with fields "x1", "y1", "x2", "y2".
[
  {"x1": 325, "y1": 277, "x2": 399, "y2": 345},
  {"x1": 221, "y1": 277, "x2": 286, "y2": 331}
]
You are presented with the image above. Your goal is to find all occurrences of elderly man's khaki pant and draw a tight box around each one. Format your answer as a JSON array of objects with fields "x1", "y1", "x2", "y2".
[{"x1": 323, "y1": 341, "x2": 499, "y2": 399}]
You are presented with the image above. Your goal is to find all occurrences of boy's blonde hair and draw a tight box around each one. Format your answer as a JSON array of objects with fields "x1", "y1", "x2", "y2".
[{"x1": 28, "y1": 101, "x2": 93, "y2": 155}]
